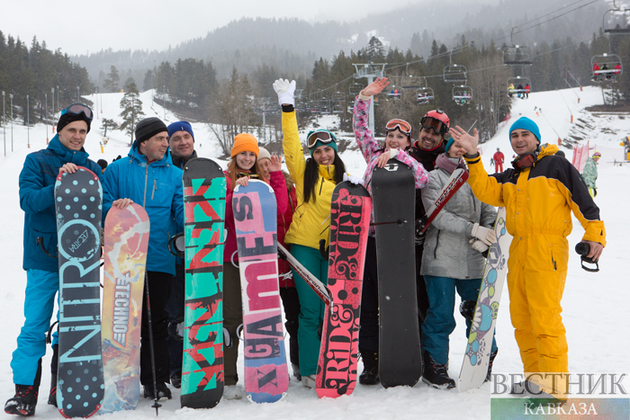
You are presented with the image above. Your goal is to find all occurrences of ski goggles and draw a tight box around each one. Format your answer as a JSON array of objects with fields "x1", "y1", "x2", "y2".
[
  {"x1": 385, "y1": 119, "x2": 412, "y2": 136},
  {"x1": 307, "y1": 130, "x2": 336, "y2": 149},
  {"x1": 61, "y1": 103, "x2": 94, "y2": 121},
  {"x1": 420, "y1": 116, "x2": 448, "y2": 135}
]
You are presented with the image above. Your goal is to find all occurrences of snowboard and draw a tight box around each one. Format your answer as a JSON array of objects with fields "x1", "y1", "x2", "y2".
[
  {"x1": 458, "y1": 207, "x2": 510, "y2": 392},
  {"x1": 316, "y1": 182, "x2": 372, "y2": 398},
  {"x1": 277, "y1": 243, "x2": 332, "y2": 306},
  {"x1": 181, "y1": 158, "x2": 226, "y2": 409},
  {"x1": 54, "y1": 167, "x2": 104, "y2": 418},
  {"x1": 233, "y1": 179, "x2": 288, "y2": 403},
  {"x1": 372, "y1": 160, "x2": 422, "y2": 388},
  {"x1": 100, "y1": 203, "x2": 150, "y2": 413}
]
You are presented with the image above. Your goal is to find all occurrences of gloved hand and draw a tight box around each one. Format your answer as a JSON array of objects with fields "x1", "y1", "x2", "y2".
[
  {"x1": 389, "y1": 148, "x2": 399, "y2": 159},
  {"x1": 273, "y1": 78, "x2": 296, "y2": 107},
  {"x1": 471, "y1": 223, "x2": 496, "y2": 246},
  {"x1": 343, "y1": 173, "x2": 363, "y2": 185},
  {"x1": 470, "y1": 239, "x2": 489, "y2": 253},
  {"x1": 593, "y1": 188, "x2": 597, "y2": 197}
]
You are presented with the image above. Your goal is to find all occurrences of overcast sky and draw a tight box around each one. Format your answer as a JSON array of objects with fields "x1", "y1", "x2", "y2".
[{"x1": 1, "y1": 0, "x2": 427, "y2": 56}]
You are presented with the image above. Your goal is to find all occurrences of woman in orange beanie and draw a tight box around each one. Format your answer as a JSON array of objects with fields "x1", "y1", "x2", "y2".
[{"x1": 222, "y1": 133, "x2": 289, "y2": 400}]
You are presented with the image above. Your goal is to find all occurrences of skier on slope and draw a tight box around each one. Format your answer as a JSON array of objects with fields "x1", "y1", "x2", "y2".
[
  {"x1": 164, "y1": 121, "x2": 198, "y2": 389},
  {"x1": 581, "y1": 151, "x2": 600, "y2": 198},
  {"x1": 101, "y1": 117, "x2": 185, "y2": 401},
  {"x1": 493, "y1": 148, "x2": 505, "y2": 173},
  {"x1": 6, "y1": 104, "x2": 101, "y2": 417},
  {"x1": 420, "y1": 138, "x2": 498, "y2": 390},
  {"x1": 450, "y1": 116, "x2": 606, "y2": 402},
  {"x1": 257, "y1": 147, "x2": 302, "y2": 382},
  {"x1": 274, "y1": 78, "x2": 359, "y2": 389},
  {"x1": 352, "y1": 77, "x2": 430, "y2": 386},
  {"x1": 222, "y1": 135, "x2": 288, "y2": 400}
]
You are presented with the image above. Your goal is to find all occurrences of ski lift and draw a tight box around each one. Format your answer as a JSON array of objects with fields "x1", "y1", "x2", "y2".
[
  {"x1": 507, "y1": 76, "x2": 532, "y2": 99},
  {"x1": 386, "y1": 88, "x2": 402, "y2": 99},
  {"x1": 332, "y1": 92, "x2": 345, "y2": 114},
  {"x1": 443, "y1": 64, "x2": 467, "y2": 84},
  {"x1": 604, "y1": 1, "x2": 630, "y2": 34},
  {"x1": 503, "y1": 45, "x2": 533, "y2": 66},
  {"x1": 416, "y1": 77, "x2": 434, "y2": 104},
  {"x1": 401, "y1": 75, "x2": 421, "y2": 89},
  {"x1": 591, "y1": 53, "x2": 623, "y2": 82},
  {"x1": 349, "y1": 82, "x2": 363, "y2": 96},
  {"x1": 452, "y1": 85, "x2": 473, "y2": 105}
]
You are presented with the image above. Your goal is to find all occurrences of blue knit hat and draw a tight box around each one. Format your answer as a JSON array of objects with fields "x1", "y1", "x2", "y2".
[
  {"x1": 509, "y1": 117, "x2": 541, "y2": 144},
  {"x1": 168, "y1": 121, "x2": 194, "y2": 141},
  {"x1": 445, "y1": 138, "x2": 455, "y2": 153}
]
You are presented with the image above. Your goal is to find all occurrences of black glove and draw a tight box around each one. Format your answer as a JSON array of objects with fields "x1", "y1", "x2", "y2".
[{"x1": 593, "y1": 188, "x2": 597, "y2": 197}]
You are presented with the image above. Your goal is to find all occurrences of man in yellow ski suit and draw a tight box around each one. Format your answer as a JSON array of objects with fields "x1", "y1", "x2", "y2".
[{"x1": 450, "y1": 117, "x2": 606, "y2": 399}]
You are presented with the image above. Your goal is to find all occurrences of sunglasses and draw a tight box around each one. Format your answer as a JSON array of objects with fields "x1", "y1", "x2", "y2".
[
  {"x1": 420, "y1": 116, "x2": 448, "y2": 135},
  {"x1": 307, "y1": 131, "x2": 335, "y2": 149},
  {"x1": 61, "y1": 103, "x2": 94, "y2": 121},
  {"x1": 385, "y1": 119, "x2": 412, "y2": 136}
]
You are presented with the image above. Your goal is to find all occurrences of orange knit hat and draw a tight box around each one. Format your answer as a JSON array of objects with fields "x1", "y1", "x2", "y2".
[{"x1": 231, "y1": 133, "x2": 259, "y2": 158}]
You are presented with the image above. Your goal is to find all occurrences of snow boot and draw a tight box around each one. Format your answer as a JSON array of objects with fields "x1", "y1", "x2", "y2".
[
  {"x1": 459, "y1": 299, "x2": 476, "y2": 322},
  {"x1": 422, "y1": 352, "x2": 455, "y2": 390},
  {"x1": 143, "y1": 382, "x2": 172, "y2": 400},
  {"x1": 359, "y1": 350, "x2": 379, "y2": 385},
  {"x1": 170, "y1": 371, "x2": 181, "y2": 389},
  {"x1": 48, "y1": 344, "x2": 58, "y2": 407},
  {"x1": 484, "y1": 349, "x2": 498, "y2": 383},
  {"x1": 291, "y1": 363, "x2": 301, "y2": 381},
  {"x1": 4, "y1": 386, "x2": 38, "y2": 417}
]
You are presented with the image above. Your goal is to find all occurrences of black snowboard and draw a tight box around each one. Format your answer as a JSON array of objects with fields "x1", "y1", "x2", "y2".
[
  {"x1": 372, "y1": 160, "x2": 422, "y2": 388},
  {"x1": 54, "y1": 167, "x2": 104, "y2": 417}
]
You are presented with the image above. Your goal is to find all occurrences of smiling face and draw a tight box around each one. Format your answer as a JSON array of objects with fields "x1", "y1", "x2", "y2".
[
  {"x1": 139, "y1": 131, "x2": 169, "y2": 161},
  {"x1": 312, "y1": 145, "x2": 336, "y2": 166},
  {"x1": 419, "y1": 127, "x2": 443, "y2": 150},
  {"x1": 235, "y1": 151, "x2": 257, "y2": 171},
  {"x1": 258, "y1": 158, "x2": 271, "y2": 179},
  {"x1": 58, "y1": 120, "x2": 88, "y2": 151},
  {"x1": 510, "y1": 129, "x2": 539, "y2": 156},
  {"x1": 385, "y1": 129, "x2": 411, "y2": 150},
  {"x1": 169, "y1": 130, "x2": 194, "y2": 158}
]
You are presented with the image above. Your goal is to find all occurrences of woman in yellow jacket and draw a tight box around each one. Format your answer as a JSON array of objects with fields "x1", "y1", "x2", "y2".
[{"x1": 273, "y1": 79, "x2": 352, "y2": 389}]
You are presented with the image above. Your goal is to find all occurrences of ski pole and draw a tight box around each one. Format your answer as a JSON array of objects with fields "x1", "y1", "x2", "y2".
[{"x1": 144, "y1": 273, "x2": 162, "y2": 415}]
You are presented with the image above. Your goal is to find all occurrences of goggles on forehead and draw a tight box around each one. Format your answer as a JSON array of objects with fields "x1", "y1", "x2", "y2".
[
  {"x1": 307, "y1": 130, "x2": 335, "y2": 149},
  {"x1": 385, "y1": 119, "x2": 412, "y2": 136},
  {"x1": 420, "y1": 116, "x2": 448, "y2": 135},
  {"x1": 61, "y1": 103, "x2": 94, "y2": 121}
]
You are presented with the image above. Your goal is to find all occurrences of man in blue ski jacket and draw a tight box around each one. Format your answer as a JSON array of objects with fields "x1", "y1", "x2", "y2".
[
  {"x1": 101, "y1": 117, "x2": 184, "y2": 401},
  {"x1": 6, "y1": 104, "x2": 101, "y2": 417}
]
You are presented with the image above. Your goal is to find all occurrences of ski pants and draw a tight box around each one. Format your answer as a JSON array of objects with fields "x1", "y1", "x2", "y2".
[
  {"x1": 279, "y1": 286, "x2": 300, "y2": 368},
  {"x1": 422, "y1": 275, "x2": 497, "y2": 366},
  {"x1": 495, "y1": 162, "x2": 503, "y2": 173},
  {"x1": 290, "y1": 244, "x2": 328, "y2": 377},
  {"x1": 507, "y1": 234, "x2": 569, "y2": 396},
  {"x1": 359, "y1": 237, "x2": 379, "y2": 353},
  {"x1": 223, "y1": 261, "x2": 243, "y2": 386},
  {"x1": 140, "y1": 271, "x2": 172, "y2": 385},
  {"x1": 11, "y1": 269, "x2": 59, "y2": 386},
  {"x1": 165, "y1": 262, "x2": 184, "y2": 377}
]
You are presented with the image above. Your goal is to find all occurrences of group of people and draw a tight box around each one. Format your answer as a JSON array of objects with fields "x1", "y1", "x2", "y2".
[
  {"x1": 508, "y1": 83, "x2": 531, "y2": 99},
  {"x1": 6, "y1": 72, "x2": 606, "y2": 415},
  {"x1": 591, "y1": 62, "x2": 622, "y2": 81}
]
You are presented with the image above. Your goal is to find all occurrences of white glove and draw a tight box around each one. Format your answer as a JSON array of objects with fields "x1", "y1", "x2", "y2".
[
  {"x1": 343, "y1": 173, "x2": 363, "y2": 185},
  {"x1": 389, "y1": 148, "x2": 399, "y2": 159},
  {"x1": 470, "y1": 239, "x2": 489, "y2": 253},
  {"x1": 273, "y1": 79, "x2": 296, "y2": 107},
  {"x1": 471, "y1": 223, "x2": 496, "y2": 246}
]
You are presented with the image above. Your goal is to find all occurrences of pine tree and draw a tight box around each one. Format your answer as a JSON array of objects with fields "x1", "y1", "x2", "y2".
[
  {"x1": 119, "y1": 82, "x2": 144, "y2": 146},
  {"x1": 101, "y1": 118, "x2": 117, "y2": 138},
  {"x1": 105, "y1": 65, "x2": 120, "y2": 93}
]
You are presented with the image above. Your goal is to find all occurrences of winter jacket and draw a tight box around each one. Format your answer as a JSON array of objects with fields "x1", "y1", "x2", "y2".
[
  {"x1": 409, "y1": 139, "x2": 446, "y2": 222},
  {"x1": 278, "y1": 172, "x2": 298, "y2": 287},
  {"x1": 223, "y1": 170, "x2": 288, "y2": 264},
  {"x1": 493, "y1": 151, "x2": 505, "y2": 164},
  {"x1": 464, "y1": 143, "x2": 606, "y2": 246},
  {"x1": 282, "y1": 109, "x2": 337, "y2": 249},
  {"x1": 102, "y1": 145, "x2": 184, "y2": 275},
  {"x1": 352, "y1": 96, "x2": 430, "y2": 194},
  {"x1": 19, "y1": 135, "x2": 102, "y2": 272},
  {"x1": 581, "y1": 157, "x2": 598, "y2": 188},
  {"x1": 352, "y1": 96, "x2": 430, "y2": 235},
  {"x1": 171, "y1": 150, "x2": 198, "y2": 170},
  {"x1": 421, "y1": 154, "x2": 497, "y2": 279}
]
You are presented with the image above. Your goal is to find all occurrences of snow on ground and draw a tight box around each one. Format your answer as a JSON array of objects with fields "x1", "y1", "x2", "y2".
[{"x1": 0, "y1": 86, "x2": 627, "y2": 419}]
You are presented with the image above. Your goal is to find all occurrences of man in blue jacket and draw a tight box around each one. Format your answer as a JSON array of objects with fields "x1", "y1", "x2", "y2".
[
  {"x1": 101, "y1": 117, "x2": 184, "y2": 401},
  {"x1": 6, "y1": 104, "x2": 101, "y2": 417}
]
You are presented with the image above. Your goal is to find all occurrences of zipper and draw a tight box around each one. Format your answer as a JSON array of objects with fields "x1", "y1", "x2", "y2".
[
  {"x1": 142, "y1": 164, "x2": 149, "y2": 208},
  {"x1": 319, "y1": 178, "x2": 324, "y2": 196},
  {"x1": 434, "y1": 231, "x2": 440, "y2": 259},
  {"x1": 151, "y1": 179, "x2": 157, "y2": 200}
]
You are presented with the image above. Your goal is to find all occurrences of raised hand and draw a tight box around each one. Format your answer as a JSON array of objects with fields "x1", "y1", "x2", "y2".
[
  {"x1": 273, "y1": 79, "x2": 296, "y2": 106},
  {"x1": 449, "y1": 126, "x2": 480, "y2": 155},
  {"x1": 362, "y1": 77, "x2": 390, "y2": 97},
  {"x1": 269, "y1": 154, "x2": 282, "y2": 172}
]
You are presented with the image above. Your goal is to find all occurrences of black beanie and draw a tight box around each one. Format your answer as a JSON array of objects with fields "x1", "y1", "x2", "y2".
[
  {"x1": 134, "y1": 117, "x2": 168, "y2": 148},
  {"x1": 57, "y1": 111, "x2": 92, "y2": 133}
]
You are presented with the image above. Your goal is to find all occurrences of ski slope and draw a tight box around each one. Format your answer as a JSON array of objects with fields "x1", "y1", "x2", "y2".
[{"x1": 0, "y1": 86, "x2": 627, "y2": 419}]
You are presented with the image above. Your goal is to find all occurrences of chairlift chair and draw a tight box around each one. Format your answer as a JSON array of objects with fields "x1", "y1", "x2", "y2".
[
  {"x1": 591, "y1": 54, "x2": 623, "y2": 82},
  {"x1": 603, "y1": 2, "x2": 630, "y2": 34},
  {"x1": 452, "y1": 85, "x2": 473, "y2": 105},
  {"x1": 507, "y1": 76, "x2": 532, "y2": 99},
  {"x1": 443, "y1": 64, "x2": 468, "y2": 84},
  {"x1": 416, "y1": 87, "x2": 434, "y2": 104},
  {"x1": 503, "y1": 45, "x2": 533, "y2": 66}
]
